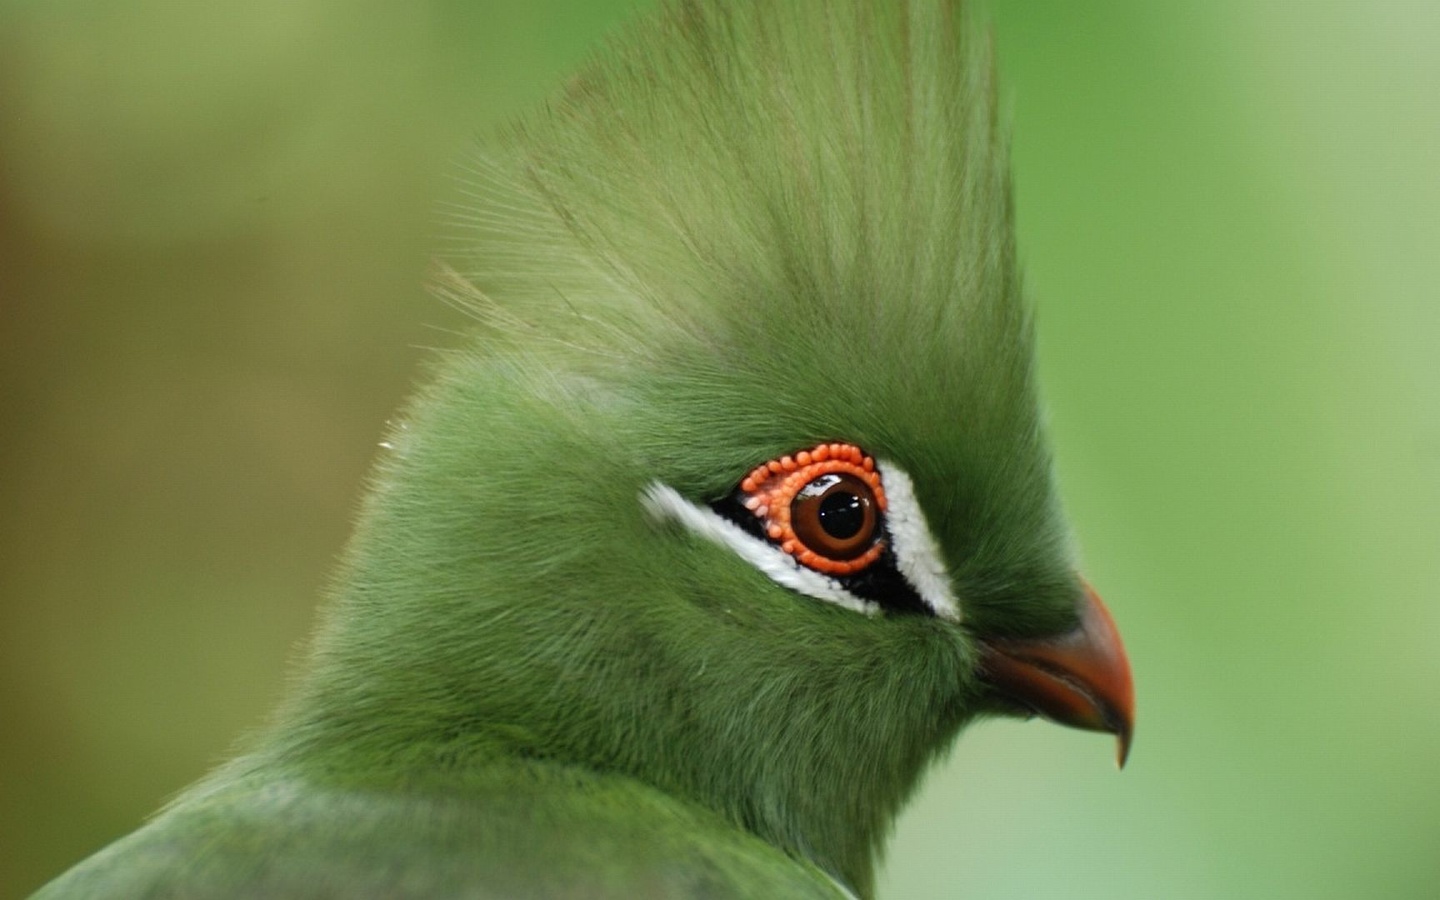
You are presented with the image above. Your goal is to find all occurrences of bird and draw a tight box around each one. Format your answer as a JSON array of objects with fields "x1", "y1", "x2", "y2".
[{"x1": 34, "y1": 0, "x2": 1133, "y2": 897}]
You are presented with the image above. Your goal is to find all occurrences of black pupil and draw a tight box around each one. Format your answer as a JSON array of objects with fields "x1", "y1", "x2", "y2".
[{"x1": 817, "y1": 490, "x2": 865, "y2": 539}]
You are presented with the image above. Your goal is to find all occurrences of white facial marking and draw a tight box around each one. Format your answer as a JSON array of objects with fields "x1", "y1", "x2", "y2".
[
  {"x1": 874, "y1": 461, "x2": 961, "y2": 621},
  {"x1": 642, "y1": 457, "x2": 961, "y2": 621},
  {"x1": 639, "y1": 483, "x2": 879, "y2": 616}
]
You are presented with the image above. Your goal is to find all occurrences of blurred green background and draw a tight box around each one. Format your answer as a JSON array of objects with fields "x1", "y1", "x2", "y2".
[{"x1": 1, "y1": 0, "x2": 1436, "y2": 897}]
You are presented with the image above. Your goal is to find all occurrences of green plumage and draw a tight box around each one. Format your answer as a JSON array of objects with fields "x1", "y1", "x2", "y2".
[{"x1": 35, "y1": 1, "x2": 1099, "y2": 898}]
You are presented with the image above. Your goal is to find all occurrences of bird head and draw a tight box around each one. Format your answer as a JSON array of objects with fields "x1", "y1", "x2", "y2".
[{"x1": 286, "y1": 0, "x2": 1132, "y2": 893}]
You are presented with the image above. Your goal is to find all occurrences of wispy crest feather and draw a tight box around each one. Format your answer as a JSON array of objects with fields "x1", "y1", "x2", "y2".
[{"x1": 449, "y1": 0, "x2": 1018, "y2": 372}]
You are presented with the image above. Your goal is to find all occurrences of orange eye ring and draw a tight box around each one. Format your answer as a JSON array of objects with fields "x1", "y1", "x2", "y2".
[{"x1": 737, "y1": 442, "x2": 887, "y2": 576}]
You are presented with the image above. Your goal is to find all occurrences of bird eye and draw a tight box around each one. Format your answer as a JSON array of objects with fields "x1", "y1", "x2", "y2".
[
  {"x1": 735, "y1": 442, "x2": 887, "y2": 576},
  {"x1": 792, "y1": 473, "x2": 878, "y2": 559}
]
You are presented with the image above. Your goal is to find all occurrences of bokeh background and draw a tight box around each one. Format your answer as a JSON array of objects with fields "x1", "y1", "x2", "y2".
[{"x1": 2, "y1": 0, "x2": 1436, "y2": 897}]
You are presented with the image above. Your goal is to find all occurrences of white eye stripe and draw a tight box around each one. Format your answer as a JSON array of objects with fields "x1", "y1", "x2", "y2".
[
  {"x1": 873, "y1": 461, "x2": 961, "y2": 622},
  {"x1": 640, "y1": 460, "x2": 960, "y2": 622},
  {"x1": 640, "y1": 483, "x2": 879, "y2": 616}
]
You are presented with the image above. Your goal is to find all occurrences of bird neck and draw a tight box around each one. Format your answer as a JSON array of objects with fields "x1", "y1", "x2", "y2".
[{"x1": 253, "y1": 614, "x2": 968, "y2": 898}]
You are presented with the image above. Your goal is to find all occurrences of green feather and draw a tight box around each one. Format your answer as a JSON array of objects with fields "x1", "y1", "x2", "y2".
[{"x1": 34, "y1": 1, "x2": 1090, "y2": 897}]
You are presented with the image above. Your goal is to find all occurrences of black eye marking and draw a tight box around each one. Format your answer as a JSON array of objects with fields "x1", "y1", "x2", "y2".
[{"x1": 710, "y1": 442, "x2": 933, "y2": 617}]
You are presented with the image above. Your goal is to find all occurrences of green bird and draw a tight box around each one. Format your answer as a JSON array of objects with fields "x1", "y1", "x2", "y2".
[{"x1": 35, "y1": 0, "x2": 1133, "y2": 897}]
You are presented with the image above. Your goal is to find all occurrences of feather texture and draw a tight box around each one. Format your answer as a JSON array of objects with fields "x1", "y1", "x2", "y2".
[{"x1": 35, "y1": 2, "x2": 1087, "y2": 898}]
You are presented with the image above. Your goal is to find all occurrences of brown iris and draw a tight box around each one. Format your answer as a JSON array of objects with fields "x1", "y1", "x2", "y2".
[
  {"x1": 790, "y1": 473, "x2": 878, "y2": 560},
  {"x1": 736, "y1": 442, "x2": 887, "y2": 576}
]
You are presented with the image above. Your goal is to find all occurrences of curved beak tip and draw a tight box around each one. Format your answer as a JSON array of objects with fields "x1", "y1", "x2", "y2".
[{"x1": 979, "y1": 581, "x2": 1135, "y2": 768}]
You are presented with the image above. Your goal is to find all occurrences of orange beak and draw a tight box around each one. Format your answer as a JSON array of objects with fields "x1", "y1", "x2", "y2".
[{"x1": 977, "y1": 581, "x2": 1135, "y2": 767}]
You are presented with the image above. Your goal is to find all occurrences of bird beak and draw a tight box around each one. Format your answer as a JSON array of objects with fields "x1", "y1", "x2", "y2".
[{"x1": 977, "y1": 581, "x2": 1135, "y2": 767}]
